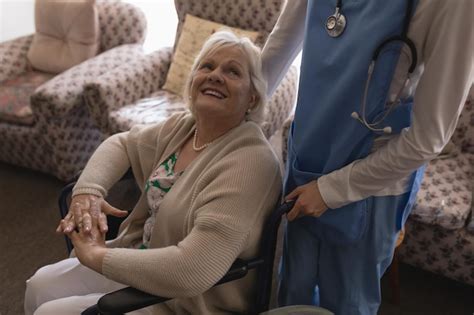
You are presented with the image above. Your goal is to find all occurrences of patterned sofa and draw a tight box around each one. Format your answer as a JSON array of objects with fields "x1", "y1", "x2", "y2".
[
  {"x1": 280, "y1": 92, "x2": 474, "y2": 286},
  {"x1": 0, "y1": 0, "x2": 147, "y2": 181},
  {"x1": 83, "y1": 0, "x2": 298, "y2": 139},
  {"x1": 398, "y1": 93, "x2": 474, "y2": 286}
]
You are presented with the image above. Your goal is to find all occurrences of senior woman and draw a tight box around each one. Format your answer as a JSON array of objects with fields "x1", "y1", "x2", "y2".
[{"x1": 25, "y1": 30, "x2": 282, "y2": 315}]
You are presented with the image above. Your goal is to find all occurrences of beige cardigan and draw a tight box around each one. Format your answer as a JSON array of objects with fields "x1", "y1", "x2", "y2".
[{"x1": 73, "y1": 112, "x2": 282, "y2": 314}]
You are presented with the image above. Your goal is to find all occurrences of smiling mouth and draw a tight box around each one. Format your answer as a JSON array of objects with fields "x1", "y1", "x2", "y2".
[{"x1": 201, "y1": 88, "x2": 226, "y2": 99}]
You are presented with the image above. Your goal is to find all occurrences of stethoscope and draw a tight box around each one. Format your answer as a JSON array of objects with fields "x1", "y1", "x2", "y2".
[{"x1": 326, "y1": 0, "x2": 418, "y2": 134}]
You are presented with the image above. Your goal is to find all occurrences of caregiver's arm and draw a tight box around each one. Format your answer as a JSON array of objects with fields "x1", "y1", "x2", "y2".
[
  {"x1": 262, "y1": 0, "x2": 307, "y2": 96},
  {"x1": 318, "y1": 0, "x2": 474, "y2": 209}
]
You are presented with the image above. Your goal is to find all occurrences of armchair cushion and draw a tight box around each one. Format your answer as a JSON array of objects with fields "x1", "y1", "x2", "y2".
[
  {"x1": 0, "y1": 71, "x2": 53, "y2": 125},
  {"x1": 162, "y1": 14, "x2": 259, "y2": 96},
  {"x1": 410, "y1": 153, "x2": 472, "y2": 230},
  {"x1": 108, "y1": 90, "x2": 186, "y2": 133},
  {"x1": 27, "y1": 0, "x2": 100, "y2": 74}
]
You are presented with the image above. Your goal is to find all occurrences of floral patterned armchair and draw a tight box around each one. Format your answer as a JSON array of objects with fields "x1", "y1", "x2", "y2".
[
  {"x1": 0, "y1": 0, "x2": 147, "y2": 181},
  {"x1": 398, "y1": 92, "x2": 474, "y2": 286},
  {"x1": 280, "y1": 90, "x2": 474, "y2": 286},
  {"x1": 83, "y1": 0, "x2": 298, "y2": 140}
]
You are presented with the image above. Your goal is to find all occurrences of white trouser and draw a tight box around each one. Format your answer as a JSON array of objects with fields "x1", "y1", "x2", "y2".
[{"x1": 24, "y1": 258, "x2": 156, "y2": 315}]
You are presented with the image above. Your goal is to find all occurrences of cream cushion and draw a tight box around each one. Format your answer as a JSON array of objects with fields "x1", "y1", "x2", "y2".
[
  {"x1": 163, "y1": 14, "x2": 259, "y2": 96},
  {"x1": 27, "y1": 0, "x2": 100, "y2": 74}
]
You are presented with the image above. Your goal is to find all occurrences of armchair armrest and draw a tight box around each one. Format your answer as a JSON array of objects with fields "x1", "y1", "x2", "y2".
[
  {"x1": 0, "y1": 35, "x2": 33, "y2": 83},
  {"x1": 262, "y1": 65, "x2": 298, "y2": 138},
  {"x1": 83, "y1": 47, "x2": 173, "y2": 133},
  {"x1": 281, "y1": 114, "x2": 294, "y2": 165},
  {"x1": 30, "y1": 44, "x2": 144, "y2": 120}
]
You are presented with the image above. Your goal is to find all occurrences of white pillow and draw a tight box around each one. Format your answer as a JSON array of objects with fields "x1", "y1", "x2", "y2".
[{"x1": 27, "y1": 0, "x2": 100, "y2": 74}]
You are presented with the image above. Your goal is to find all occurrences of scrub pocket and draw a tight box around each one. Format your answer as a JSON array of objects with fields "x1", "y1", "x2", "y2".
[{"x1": 290, "y1": 163, "x2": 368, "y2": 245}]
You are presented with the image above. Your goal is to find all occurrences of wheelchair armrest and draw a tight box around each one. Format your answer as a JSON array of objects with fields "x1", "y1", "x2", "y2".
[
  {"x1": 96, "y1": 287, "x2": 171, "y2": 315},
  {"x1": 93, "y1": 258, "x2": 263, "y2": 315}
]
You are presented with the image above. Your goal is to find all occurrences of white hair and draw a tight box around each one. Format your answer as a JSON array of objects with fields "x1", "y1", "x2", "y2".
[{"x1": 183, "y1": 30, "x2": 267, "y2": 124}]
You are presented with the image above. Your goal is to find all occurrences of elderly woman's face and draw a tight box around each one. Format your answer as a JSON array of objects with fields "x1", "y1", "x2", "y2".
[{"x1": 190, "y1": 45, "x2": 256, "y2": 123}]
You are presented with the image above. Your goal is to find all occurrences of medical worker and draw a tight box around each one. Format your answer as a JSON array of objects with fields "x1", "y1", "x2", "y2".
[{"x1": 262, "y1": 0, "x2": 473, "y2": 314}]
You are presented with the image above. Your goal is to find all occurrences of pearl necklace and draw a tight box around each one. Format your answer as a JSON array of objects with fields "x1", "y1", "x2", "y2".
[{"x1": 192, "y1": 129, "x2": 213, "y2": 152}]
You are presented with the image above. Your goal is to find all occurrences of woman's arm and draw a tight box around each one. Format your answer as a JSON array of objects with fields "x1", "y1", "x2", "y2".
[
  {"x1": 262, "y1": 0, "x2": 307, "y2": 96},
  {"x1": 73, "y1": 132, "x2": 134, "y2": 198},
  {"x1": 57, "y1": 132, "x2": 133, "y2": 234},
  {"x1": 100, "y1": 146, "x2": 281, "y2": 297}
]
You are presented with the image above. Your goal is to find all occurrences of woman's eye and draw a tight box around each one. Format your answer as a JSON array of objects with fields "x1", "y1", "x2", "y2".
[
  {"x1": 229, "y1": 68, "x2": 241, "y2": 77},
  {"x1": 200, "y1": 63, "x2": 213, "y2": 70}
]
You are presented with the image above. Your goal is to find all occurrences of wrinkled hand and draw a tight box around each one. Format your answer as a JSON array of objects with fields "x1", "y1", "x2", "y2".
[
  {"x1": 285, "y1": 180, "x2": 329, "y2": 221},
  {"x1": 66, "y1": 210, "x2": 108, "y2": 274},
  {"x1": 56, "y1": 194, "x2": 128, "y2": 234}
]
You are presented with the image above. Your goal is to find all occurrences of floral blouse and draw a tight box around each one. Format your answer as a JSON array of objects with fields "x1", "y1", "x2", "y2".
[{"x1": 140, "y1": 152, "x2": 181, "y2": 249}]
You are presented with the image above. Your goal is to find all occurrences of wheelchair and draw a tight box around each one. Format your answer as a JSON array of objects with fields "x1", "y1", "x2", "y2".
[{"x1": 58, "y1": 175, "x2": 332, "y2": 315}]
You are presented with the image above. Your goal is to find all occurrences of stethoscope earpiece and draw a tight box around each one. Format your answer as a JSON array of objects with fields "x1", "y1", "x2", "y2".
[
  {"x1": 351, "y1": 111, "x2": 393, "y2": 134},
  {"x1": 382, "y1": 126, "x2": 392, "y2": 134}
]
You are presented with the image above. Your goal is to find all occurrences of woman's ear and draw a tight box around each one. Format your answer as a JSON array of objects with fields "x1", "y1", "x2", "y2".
[{"x1": 249, "y1": 94, "x2": 258, "y2": 110}]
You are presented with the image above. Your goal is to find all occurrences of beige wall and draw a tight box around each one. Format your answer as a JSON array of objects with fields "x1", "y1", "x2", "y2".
[
  {"x1": 0, "y1": 0, "x2": 177, "y2": 52},
  {"x1": 0, "y1": 0, "x2": 35, "y2": 42}
]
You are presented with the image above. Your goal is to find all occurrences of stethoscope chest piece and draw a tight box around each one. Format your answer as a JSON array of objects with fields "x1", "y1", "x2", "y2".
[{"x1": 326, "y1": 7, "x2": 346, "y2": 37}]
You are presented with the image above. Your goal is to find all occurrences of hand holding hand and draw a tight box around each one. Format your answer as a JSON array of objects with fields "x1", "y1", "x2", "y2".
[
  {"x1": 66, "y1": 210, "x2": 108, "y2": 274},
  {"x1": 57, "y1": 194, "x2": 128, "y2": 234},
  {"x1": 285, "y1": 180, "x2": 329, "y2": 221}
]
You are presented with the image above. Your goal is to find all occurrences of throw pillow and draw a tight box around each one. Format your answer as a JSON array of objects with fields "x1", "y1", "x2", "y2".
[
  {"x1": 27, "y1": 0, "x2": 100, "y2": 74},
  {"x1": 162, "y1": 14, "x2": 259, "y2": 96}
]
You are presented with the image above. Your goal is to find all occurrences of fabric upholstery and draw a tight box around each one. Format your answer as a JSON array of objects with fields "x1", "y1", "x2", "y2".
[
  {"x1": 174, "y1": 0, "x2": 284, "y2": 48},
  {"x1": 109, "y1": 90, "x2": 186, "y2": 133},
  {"x1": 399, "y1": 219, "x2": 474, "y2": 286},
  {"x1": 85, "y1": 47, "x2": 173, "y2": 133},
  {"x1": 31, "y1": 44, "x2": 144, "y2": 120},
  {"x1": 452, "y1": 97, "x2": 474, "y2": 154},
  {"x1": 27, "y1": 0, "x2": 100, "y2": 74},
  {"x1": 0, "y1": 0, "x2": 147, "y2": 181},
  {"x1": 0, "y1": 71, "x2": 53, "y2": 125},
  {"x1": 163, "y1": 14, "x2": 259, "y2": 96},
  {"x1": 410, "y1": 153, "x2": 472, "y2": 230},
  {"x1": 0, "y1": 35, "x2": 33, "y2": 84},
  {"x1": 96, "y1": 0, "x2": 147, "y2": 52},
  {"x1": 395, "y1": 95, "x2": 473, "y2": 286},
  {"x1": 84, "y1": 0, "x2": 296, "y2": 143}
]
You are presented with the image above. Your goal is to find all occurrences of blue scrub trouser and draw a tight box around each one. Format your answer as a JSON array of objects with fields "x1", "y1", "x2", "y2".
[{"x1": 278, "y1": 194, "x2": 408, "y2": 315}]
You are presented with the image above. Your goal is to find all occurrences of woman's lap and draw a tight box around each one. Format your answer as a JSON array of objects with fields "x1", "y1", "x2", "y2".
[{"x1": 25, "y1": 258, "x2": 125, "y2": 315}]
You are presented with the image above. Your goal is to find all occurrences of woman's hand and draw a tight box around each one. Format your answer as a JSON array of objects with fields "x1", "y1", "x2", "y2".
[
  {"x1": 285, "y1": 180, "x2": 329, "y2": 221},
  {"x1": 66, "y1": 212, "x2": 108, "y2": 274},
  {"x1": 56, "y1": 194, "x2": 128, "y2": 234}
]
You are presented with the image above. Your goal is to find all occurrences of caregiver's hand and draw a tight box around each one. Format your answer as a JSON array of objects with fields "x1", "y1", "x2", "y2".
[
  {"x1": 285, "y1": 180, "x2": 328, "y2": 221},
  {"x1": 56, "y1": 194, "x2": 128, "y2": 234}
]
